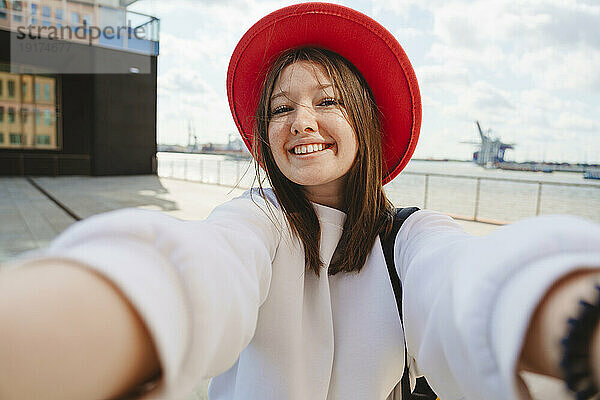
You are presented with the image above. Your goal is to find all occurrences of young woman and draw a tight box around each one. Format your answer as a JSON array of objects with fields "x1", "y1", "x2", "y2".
[{"x1": 1, "y1": 3, "x2": 599, "y2": 400}]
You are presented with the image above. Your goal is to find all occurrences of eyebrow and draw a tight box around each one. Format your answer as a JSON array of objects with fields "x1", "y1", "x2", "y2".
[{"x1": 270, "y1": 83, "x2": 334, "y2": 102}]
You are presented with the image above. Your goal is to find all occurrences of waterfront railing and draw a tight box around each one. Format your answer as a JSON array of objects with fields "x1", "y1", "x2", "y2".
[{"x1": 157, "y1": 155, "x2": 600, "y2": 225}]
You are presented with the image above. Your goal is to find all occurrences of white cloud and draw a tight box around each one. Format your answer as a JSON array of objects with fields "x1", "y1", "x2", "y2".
[
  {"x1": 426, "y1": 43, "x2": 507, "y2": 74},
  {"x1": 555, "y1": 113, "x2": 600, "y2": 132},
  {"x1": 416, "y1": 64, "x2": 470, "y2": 88},
  {"x1": 393, "y1": 26, "x2": 423, "y2": 40},
  {"x1": 439, "y1": 80, "x2": 515, "y2": 124},
  {"x1": 510, "y1": 45, "x2": 600, "y2": 91}
]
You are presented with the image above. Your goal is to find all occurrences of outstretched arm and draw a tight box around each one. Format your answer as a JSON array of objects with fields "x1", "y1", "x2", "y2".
[
  {"x1": 0, "y1": 190, "x2": 281, "y2": 399},
  {"x1": 396, "y1": 211, "x2": 600, "y2": 400},
  {"x1": 0, "y1": 259, "x2": 160, "y2": 400}
]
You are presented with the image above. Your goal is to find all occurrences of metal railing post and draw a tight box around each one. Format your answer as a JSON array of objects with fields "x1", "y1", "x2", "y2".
[
  {"x1": 474, "y1": 177, "x2": 481, "y2": 221},
  {"x1": 218, "y1": 160, "x2": 222, "y2": 185},
  {"x1": 535, "y1": 182, "x2": 543, "y2": 215},
  {"x1": 200, "y1": 159, "x2": 204, "y2": 182},
  {"x1": 423, "y1": 174, "x2": 429, "y2": 209}
]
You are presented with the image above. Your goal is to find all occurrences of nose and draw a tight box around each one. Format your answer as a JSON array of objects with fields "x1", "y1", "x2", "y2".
[{"x1": 290, "y1": 106, "x2": 317, "y2": 135}]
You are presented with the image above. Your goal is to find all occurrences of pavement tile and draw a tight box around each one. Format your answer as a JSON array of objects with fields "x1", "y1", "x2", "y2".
[{"x1": 0, "y1": 177, "x2": 75, "y2": 263}]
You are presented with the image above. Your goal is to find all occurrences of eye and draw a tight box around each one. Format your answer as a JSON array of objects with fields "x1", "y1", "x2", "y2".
[
  {"x1": 318, "y1": 98, "x2": 341, "y2": 107},
  {"x1": 270, "y1": 105, "x2": 292, "y2": 116}
]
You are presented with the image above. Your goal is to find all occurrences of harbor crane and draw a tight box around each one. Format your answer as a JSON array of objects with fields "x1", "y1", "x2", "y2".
[{"x1": 461, "y1": 121, "x2": 515, "y2": 167}]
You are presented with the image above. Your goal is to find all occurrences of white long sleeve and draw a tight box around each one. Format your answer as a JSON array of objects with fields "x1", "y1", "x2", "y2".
[
  {"x1": 23, "y1": 190, "x2": 282, "y2": 399},
  {"x1": 397, "y1": 211, "x2": 600, "y2": 400}
]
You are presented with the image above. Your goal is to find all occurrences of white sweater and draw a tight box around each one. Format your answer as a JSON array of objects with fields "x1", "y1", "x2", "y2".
[{"x1": 22, "y1": 189, "x2": 600, "y2": 400}]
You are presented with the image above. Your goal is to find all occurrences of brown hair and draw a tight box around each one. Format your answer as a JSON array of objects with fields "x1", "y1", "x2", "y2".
[{"x1": 252, "y1": 47, "x2": 395, "y2": 276}]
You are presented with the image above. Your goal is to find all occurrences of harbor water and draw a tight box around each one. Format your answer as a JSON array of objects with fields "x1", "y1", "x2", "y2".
[{"x1": 157, "y1": 152, "x2": 600, "y2": 224}]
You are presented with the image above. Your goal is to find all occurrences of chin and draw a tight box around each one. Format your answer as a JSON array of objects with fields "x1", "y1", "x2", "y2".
[
  {"x1": 297, "y1": 175, "x2": 342, "y2": 187},
  {"x1": 290, "y1": 177, "x2": 327, "y2": 186}
]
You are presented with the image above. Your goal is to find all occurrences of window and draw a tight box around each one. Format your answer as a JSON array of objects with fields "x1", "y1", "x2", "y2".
[
  {"x1": 12, "y1": 0, "x2": 22, "y2": 22},
  {"x1": 43, "y1": 83, "x2": 50, "y2": 100},
  {"x1": 82, "y1": 14, "x2": 92, "y2": 33},
  {"x1": 0, "y1": 0, "x2": 7, "y2": 19},
  {"x1": 56, "y1": 9, "x2": 62, "y2": 28},
  {"x1": 8, "y1": 80, "x2": 15, "y2": 97},
  {"x1": 41, "y1": 5, "x2": 50, "y2": 25},
  {"x1": 35, "y1": 110, "x2": 41, "y2": 125},
  {"x1": 71, "y1": 11, "x2": 78, "y2": 25},
  {"x1": 0, "y1": 80, "x2": 3, "y2": 96},
  {"x1": 0, "y1": 133, "x2": 4, "y2": 143},
  {"x1": 30, "y1": 2, "x2": 36, "y2": 24},
  {"x1": 8, "y1": 107, "x2": 15, "y2": 123},
  {"x1": 0, "y1": 106, "x2": 4, "y2": 122},
  {"x1": 21, "y1": 108, "x2": 28, "y2": 123},
  {"x1": 9, "y1": 133, "x2": 21, "y2": 145},
  {"x1": 22, "y1": 82, "x2": 27, "y2": 97},
  {"x1": 36, "y1": 135, "x2": 50, "y2": 145},
  {"x1": 35, "y1": 83, "x2": 40, "y2": 100},
  {"x1": 44, "y1": 110, "x2": 52, "y2": 125}
]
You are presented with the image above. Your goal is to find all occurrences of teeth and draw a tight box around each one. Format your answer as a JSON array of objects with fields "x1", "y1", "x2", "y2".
[{"x1": 293, "y1": 144, "x2": 328, "y2": 155}]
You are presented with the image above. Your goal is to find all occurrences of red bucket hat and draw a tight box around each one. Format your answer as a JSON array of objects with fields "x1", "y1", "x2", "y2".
[{"x1": 227, "y1": 2, "x2": 421, "y2": 184}]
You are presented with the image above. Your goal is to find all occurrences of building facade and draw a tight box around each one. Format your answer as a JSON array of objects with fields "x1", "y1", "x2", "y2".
[
  {"x1": 0, "y1": 71, "x2": 58, "y2": 150},
  {"x1": 0, "y1": 0, "x2": 159, "y2": 175}
]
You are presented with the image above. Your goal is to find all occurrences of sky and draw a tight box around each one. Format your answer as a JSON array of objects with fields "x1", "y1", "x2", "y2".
[{"x1": 129, "y1": 0, "x2": 600, "y2": 163}]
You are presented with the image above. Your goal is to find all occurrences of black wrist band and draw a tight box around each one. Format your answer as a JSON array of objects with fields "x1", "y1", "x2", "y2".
[{"x1": 560, "y1": 284, "x2": 600, "y2": 400}]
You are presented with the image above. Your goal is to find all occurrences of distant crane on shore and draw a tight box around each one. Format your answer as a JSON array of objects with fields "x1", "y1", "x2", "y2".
[
  {"x1": 461, "y1": 121, "x2": 515, "y2": 167},
  {"x1": 187, "y1": 120, "x2": 198, "y2": 152}
]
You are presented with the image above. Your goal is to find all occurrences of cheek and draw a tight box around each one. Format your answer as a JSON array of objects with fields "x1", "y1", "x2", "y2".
[
  {"x1": 335, "y1": 122, "x2": 358, "y2": 156},
  {"x1": 267, "y1": 125, "x2": 288, "y2": 168},
  {"x1": 267, "y1": 122, "x2": 285, "y2": 149}
]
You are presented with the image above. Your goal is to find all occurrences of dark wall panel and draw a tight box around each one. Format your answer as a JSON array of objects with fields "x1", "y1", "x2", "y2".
[
  {"x1": 0, "y1": 29, "x2": 8, "y2": 60},
  {"x1": 92, "y1": 57, "x2": 157, "y2": 175},
  {"x1": 61, "y1": 75, "x2": 95, "y2": 155}
]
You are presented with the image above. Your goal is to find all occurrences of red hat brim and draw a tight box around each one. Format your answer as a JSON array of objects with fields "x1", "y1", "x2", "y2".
[{"x1": 227, "y1": 2, "x2": 421, "y2": 184}]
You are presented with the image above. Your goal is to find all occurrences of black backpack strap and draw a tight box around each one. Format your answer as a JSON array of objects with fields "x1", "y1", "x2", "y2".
[
  {"x1": 381, "y1": 207, "x2": 437, "y2": 400},
  {"x1": 381, "y1": 207, "x2": 419, "y2": 321}
]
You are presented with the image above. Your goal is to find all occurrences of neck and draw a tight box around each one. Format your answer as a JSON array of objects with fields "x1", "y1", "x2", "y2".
[{"x1": 303, "y1": 176, "x2": 346, "y2": 211}]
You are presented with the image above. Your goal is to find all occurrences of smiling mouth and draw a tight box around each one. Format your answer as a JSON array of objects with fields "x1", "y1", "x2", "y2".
[{"x1": 290, "y1": 143, "x2": 334, "y2": 155}]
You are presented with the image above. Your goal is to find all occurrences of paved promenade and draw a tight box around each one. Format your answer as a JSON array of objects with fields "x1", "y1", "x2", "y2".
[
  {"x1": 0, "y1": 176, "x2": 246, "y2": 262},
  {"x1": 0, "y1": 175, "x2": 570, "y2": 399}
]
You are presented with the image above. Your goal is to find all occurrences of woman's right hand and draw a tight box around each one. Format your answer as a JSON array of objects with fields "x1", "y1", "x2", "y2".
[{"x1": 0, "y1": 259, "x2": 160, "y2": 400}]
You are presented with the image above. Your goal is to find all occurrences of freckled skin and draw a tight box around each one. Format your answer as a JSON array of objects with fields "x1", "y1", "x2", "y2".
[{"x1": 268, "y1": 61, "x2": 358, "y2": 207}]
